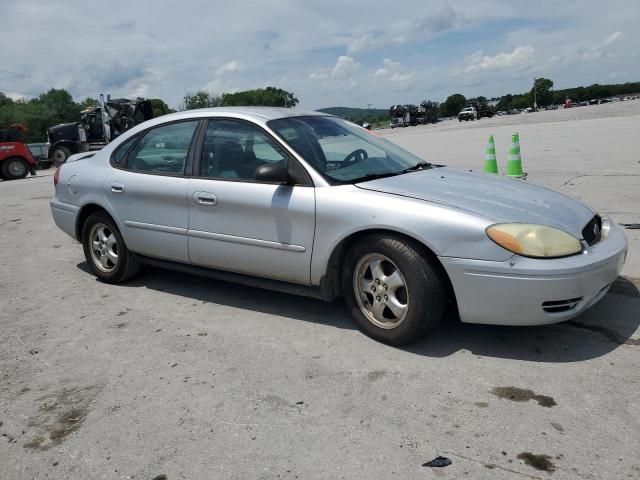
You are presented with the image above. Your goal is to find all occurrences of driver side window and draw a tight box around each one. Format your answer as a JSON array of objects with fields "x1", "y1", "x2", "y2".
[{"x1": 200, "y1": 120, "x2": 287, "y2": 180}]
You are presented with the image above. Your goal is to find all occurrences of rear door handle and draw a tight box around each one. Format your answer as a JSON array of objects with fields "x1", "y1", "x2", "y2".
[
  {"x1": 110, "y1": 183, "x2": 125, "y2": 193},
  {"x1": 193, "y1": 191, "x2": 217, "y2": 206}
]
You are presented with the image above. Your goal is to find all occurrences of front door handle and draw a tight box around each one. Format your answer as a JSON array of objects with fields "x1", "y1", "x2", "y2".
[
  {"x1": 193, "y1": 191, "x2": 217, "y2": 206},
  {"x1": 110, "y1": 183, "x2": 125, "y2": 193}
]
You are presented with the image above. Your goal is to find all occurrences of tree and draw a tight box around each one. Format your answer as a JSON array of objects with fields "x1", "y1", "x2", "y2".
[
  {"x1": 468, "y1": 96, "x2": 488, "y2": 106},
  {"x1": 496, "y1": 94, "x2": 513, "y2": 111},
  {"x1": 183, "y1": 91, "x2": 221, "y2": 110},
  {"x1": 79, "y1": 97, "x2": 99, "y2": 110},
  {"x1": 221, "y1": 87, "x2": 298, "y2": 108},
  {"x1": 149, "y1": 98, "x2": 174, "y2": 117},
  {"x1": 530, "y1": 78, "x2": 553, "y2": 107},
  {"x1": 441, "y1": 93, "x2": 466, "y2": 117}
]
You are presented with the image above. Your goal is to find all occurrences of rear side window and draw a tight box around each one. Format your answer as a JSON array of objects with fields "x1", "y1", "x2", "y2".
[
  {"x1": 111, "y1": 135, "x2": 139, "y2": 168},
  {"x1": 126, "y1": 121, "x2": 198, "y2": 175}
]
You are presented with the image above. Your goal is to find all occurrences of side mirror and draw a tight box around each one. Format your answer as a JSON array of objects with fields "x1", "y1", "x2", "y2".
[{"x1": 254, "y1": 163, "x2": 291, "y2": 184}]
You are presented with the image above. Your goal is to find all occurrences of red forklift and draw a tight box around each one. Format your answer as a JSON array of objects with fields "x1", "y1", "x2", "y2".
[{"x1": 0, "y1": 125, "x2": 38, "y2": 180}]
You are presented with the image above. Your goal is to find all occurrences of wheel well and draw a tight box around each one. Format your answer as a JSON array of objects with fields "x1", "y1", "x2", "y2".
[
  {"x1": 321, "y1": 229, "x2": 456, "y2": 304},
  {"x1": 75, "y1": 204, "x2": 111, "y2": 241},
  {"x1": 2, "y1": 156, "x2": 29, "y2": 163}
]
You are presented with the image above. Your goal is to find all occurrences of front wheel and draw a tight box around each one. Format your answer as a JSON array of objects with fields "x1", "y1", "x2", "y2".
[
  {"x1": 343, "y1": 235, "x2": 445, "y2": 346},
  {"x1": 82, "y1": 212, "x2": 140, "y2": 283},
  {"x1": 1, "y1": 157, "x2": 29, "y2": 180}
]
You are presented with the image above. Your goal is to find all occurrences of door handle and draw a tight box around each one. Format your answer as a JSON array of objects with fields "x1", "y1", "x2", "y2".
[
  {"x1": 110, "y1": 183, "x2": 125, "y2": 193},
  {"x1": 193, "y1": 191, "x2": 217, "y2": 206}
]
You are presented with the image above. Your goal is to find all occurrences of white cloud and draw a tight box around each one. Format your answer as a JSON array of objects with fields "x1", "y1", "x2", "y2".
[
  {"x1": 464, "y1": 45, "x2": 535, "y2": 73},
  {"x1": 390, "y1": 72, "x2": 416, "y2": 82},
  {"x1": 347, "y1": 34, "x2": 378, "y2": 54},
  {"x1": 582, "y1": 31, "x2": 624, "y2": 60},
  {"x1": 126, "y1": 82, "x2": 150, "y2": 98},
  {"x1": 603, "y1": 31, "x2": 623, "y2": 46},
  {"x1": 215, "y1": 61, "x2": 243, "y2": 76},
  {"x1": 374, "y1": 68, "x2": 388, "y2": 78},
  {"x1": 309, "y1": 72, "x2": 328, "y2": 80},
  {"x1": 331, "y1": 56, "x2": 358, "y2": 78},
  {"x1": 6, "y1": 92, "x2": 28, "y2": 101}
]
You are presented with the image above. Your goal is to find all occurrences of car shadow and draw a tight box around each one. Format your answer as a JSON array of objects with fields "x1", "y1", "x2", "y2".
[{"x1": 77, "y1": 262, "x2": 640, "y2": 363}]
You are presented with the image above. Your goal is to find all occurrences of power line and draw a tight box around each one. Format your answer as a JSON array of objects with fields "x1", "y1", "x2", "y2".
[
  {"x1": 0, "y1": 68, "x2": 96, "y2": 96},
  {"x1": 0, "y1": 68, "x2": 60, "y2": 86}
]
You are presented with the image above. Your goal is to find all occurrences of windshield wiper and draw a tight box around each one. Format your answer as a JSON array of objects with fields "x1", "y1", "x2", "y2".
[
  {"x1": 346, "y1": 171, "x2": 401, "y2": 184},
  {"x1": 401, "y1": 161, "x2": 432, "y2": 173}
]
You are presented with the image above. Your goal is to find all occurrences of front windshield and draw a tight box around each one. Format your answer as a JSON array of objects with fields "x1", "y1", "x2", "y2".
[{"x1": 268, "y1": 116, "x2": 432, "y2": 183}]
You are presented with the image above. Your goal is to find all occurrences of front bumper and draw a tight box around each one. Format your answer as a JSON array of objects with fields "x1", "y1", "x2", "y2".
[{"x1": 440, "y1": 219, "x2": 628, "y2": 326}]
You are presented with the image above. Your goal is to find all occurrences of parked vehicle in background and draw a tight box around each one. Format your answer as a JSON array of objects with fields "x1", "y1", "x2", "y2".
[
  {"x1": 0, "y1": 127, "x2": 37, "y2": 180},
  {"x1": 27, "y1": 143, "x2": 50, "y2": 169},
  {"x1": 51, "y1": 107, "x2": 627, "y2": 346},
  {"x1": 417, "y1": 101, "x2": 439, "y2": 124},
  {"x1": 458, "y1": 106, "x2": 477, "y2": 121},
  {"x1": 389, "y1": 105, "x2": 411, "y2": 128},
  {"x1": 47, "y1": 95, "x2": 156, "y2": 166},
  {"x1": 388, "y1": 102, "x2": 438, "y2": 128}
]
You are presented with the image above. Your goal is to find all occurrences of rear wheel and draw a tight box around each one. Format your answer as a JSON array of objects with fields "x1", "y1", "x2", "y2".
[
  {"x1": 1, "y1": 157, "x2": 29, "y2": 180},
  {"x1": 51, "y1": 146, "x2": 71, "y2": 166},
  {"x1": 343, "y1": 235, "x2": 445, "y2": 346},
  {"x1": 82, "y1": 211, "x2": 140, "y2": 283}
]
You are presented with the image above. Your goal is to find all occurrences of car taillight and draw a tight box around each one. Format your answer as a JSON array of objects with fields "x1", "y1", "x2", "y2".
[{"x1": 53, "y1": 165, "x2": 61, "y2": 186}]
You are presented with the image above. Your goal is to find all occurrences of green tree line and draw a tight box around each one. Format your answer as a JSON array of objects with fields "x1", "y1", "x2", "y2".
[
  {"x1": 440, "y1": 80, "x2": 640, "y2": 116},
  {"x1": 183, "y1": 86, "x2": 298, "y2": 109}
]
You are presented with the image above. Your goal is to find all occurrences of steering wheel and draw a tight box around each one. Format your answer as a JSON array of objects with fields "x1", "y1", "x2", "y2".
[{"x1": 343, "y1": 148, "x2": 368, "y2": 165}]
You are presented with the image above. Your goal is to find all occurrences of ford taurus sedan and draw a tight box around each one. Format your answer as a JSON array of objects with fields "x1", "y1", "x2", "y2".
[{"x1": 50, "y1": 108, "x2": 628, "y2": 346}]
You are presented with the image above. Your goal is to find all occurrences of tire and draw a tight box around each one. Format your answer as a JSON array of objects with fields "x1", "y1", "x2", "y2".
[
  {"x1": 343, "y1": 235, "x2": 445, "y2": 346},
  {"x1": 1, "y1": 157, "x2": 29, "y2": 180},
  {"x1": 82, "y1": 211, "x2": 140, "y2": 283},
  {"x1": 51, "y1": 146, "x2": 71, "y2": 166}
]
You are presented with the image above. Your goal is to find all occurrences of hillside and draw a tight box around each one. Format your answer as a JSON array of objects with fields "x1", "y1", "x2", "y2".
[{"x1": 317, "y1": 107, "x2": 388, "y2": 122}]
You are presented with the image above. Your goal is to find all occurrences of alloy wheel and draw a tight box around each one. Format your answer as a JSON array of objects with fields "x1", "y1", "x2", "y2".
[
  {"x1": 353, "y1": 253, "x2": 409, "y2": 329},
  {"x1": 89, "y1": 223, "x2": 119, "y2": 272}
]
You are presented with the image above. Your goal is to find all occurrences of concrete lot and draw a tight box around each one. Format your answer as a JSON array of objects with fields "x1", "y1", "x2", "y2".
[{"x1": 1, "y1": 103, "x2": 639, "y2": 479}]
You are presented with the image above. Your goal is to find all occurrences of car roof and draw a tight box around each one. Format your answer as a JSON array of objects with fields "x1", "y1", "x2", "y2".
[{"x1": 165, "y1": 107, "x2": 331, "y2": 122}]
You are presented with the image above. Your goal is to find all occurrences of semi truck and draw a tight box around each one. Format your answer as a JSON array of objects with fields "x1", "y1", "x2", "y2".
[
  {"x1": 47, "y1": 95, "x2": 156, "y2": 166},
  {"x1": 389, "y1": 102, "x2": 439, "y2": 128}
]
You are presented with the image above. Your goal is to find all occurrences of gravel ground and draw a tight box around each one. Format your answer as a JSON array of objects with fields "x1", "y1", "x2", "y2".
[{"x1": 1, "y1": 101, "x2": 639, "y2": 480}]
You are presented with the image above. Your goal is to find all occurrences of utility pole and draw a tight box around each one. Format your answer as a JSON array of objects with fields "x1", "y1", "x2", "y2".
[{"x1": 533, "y1": 78, "x2": 537, "y2": 110}]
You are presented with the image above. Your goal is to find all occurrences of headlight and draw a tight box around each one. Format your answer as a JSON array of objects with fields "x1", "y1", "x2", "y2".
[{"x1": 486, "y1": 223, "x2": 582, "y2": 258}]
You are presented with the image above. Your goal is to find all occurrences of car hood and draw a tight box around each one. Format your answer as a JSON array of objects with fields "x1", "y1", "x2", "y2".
[{"x1": 356, "y1": 167, "x2": 595, "y2": 236}]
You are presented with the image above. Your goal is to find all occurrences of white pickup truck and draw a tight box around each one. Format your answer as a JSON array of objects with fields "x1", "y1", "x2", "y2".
[{"x1": 458, "y1": 106, "x2": 478, "y2": 121}]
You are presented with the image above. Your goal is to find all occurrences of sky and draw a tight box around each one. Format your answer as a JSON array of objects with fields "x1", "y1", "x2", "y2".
[{"x1": 1, "y1": 0, "x2": 638, "y2": 110}]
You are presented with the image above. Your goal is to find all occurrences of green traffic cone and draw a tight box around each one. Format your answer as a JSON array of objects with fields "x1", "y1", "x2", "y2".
[
  {"x1": 506, "y1": 133, "x2": 524, "y2": 178},
  {"x1": 484, "y1": 135, "x2": 498, "y2": 174}
]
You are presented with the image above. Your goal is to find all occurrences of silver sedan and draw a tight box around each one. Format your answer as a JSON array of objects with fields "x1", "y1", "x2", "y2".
[{"x1": 51, "y1": 108, "x2": 628, "y2": 345}]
